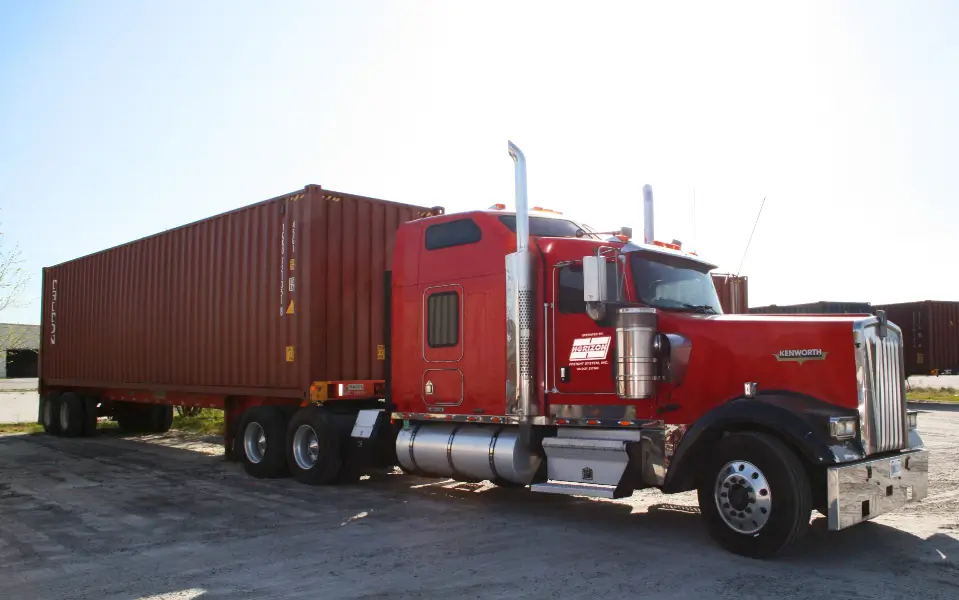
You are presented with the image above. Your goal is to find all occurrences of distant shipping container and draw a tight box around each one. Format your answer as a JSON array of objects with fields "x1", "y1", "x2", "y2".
[
  {"x1": 873, "y1": 301, "x2": 959, "y2": 376},
  {"x1": 40, "y1": 185, "x2": 432, "y2": 397},
  {"x1": 749, "y1": 301, "x2": 873, "y2": 315},
  {"x1": 712, "y1": 273, "x2": 748, "y2": 314}
]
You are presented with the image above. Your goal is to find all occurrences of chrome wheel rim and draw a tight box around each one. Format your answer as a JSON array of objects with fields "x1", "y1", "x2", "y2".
[
  {"x1": 59, "y1": 402, "x2": 70, "y2": 431},
  {"x1": 292, "y1": 424, "x2": 320, "y2": 471},
  {"x1": 243, "y1": 422, "x2": 267, "y2": 464},
  {"x1": 714, "y1": 460, "x2": 772, "y2": 535}
]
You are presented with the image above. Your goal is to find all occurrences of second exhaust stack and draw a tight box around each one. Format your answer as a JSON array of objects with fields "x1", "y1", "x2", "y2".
[{"x1": 643, "y1": 184, "x2": 654, "y2": 244}]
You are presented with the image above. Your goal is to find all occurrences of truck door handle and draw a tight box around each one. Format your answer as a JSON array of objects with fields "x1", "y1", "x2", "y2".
[{"x1": 560, "y1": 366, "x2": 570, "y2": 383}]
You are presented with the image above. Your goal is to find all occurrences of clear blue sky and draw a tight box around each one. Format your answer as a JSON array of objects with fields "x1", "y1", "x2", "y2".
[{"x1": 2, "y1": 0, "x2": 957, "y2": 325}]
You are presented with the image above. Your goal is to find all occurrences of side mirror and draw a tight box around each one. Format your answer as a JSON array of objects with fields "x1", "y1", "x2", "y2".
[
  {"x1": 582, "y1": 256, "x2": 608, "y2": 303},
  {"x1": 620, "y1": 226, "x2": 633, "y2": 239}
]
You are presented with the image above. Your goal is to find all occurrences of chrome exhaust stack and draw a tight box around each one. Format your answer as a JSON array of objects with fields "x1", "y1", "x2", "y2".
[
  {"x1": 643, "y1": 184, "x2": 654, "y2": 244},
  {"x1": 509, "y1": 141, "x2": 529, "y2": 253},
  {"x1": 506, "y1": 141, "x2": 535, "y2": 420}
]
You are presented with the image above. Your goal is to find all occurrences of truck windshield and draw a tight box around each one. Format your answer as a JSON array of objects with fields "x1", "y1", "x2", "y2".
[
  {"x1": 629, "y1": 250, "x2": 723, "y2": 314},
  {"x1": 499, "y1": 215, "x2": 601, "y2": 239}
]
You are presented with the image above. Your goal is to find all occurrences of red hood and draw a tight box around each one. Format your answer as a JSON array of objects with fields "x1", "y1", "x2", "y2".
[{"x1": 655, "y1": 312, "x2": 865, "y2": 424}]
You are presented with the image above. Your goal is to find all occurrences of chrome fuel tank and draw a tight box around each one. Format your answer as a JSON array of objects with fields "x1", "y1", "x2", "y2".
[{"x1": 396, "y1": 423, "x2": 541, "y2": 485}]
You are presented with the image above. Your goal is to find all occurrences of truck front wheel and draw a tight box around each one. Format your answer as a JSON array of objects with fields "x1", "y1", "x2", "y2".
[{"x1": 697, "y1": 431, "x2": 812, "y2": 558}]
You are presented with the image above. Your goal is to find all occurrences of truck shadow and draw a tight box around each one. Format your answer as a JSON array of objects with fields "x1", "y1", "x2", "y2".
[
  {"x1": 390, "y1": 475, "x2": 958, "y2": 567},
  {"x1": 11, "y1": 431, "x2": 953, "y2": 570}
]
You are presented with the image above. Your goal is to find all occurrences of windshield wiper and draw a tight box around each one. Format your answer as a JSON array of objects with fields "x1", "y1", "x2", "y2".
[{"x1": 678, "y1": 303, "x2": 718, "y2": 314}]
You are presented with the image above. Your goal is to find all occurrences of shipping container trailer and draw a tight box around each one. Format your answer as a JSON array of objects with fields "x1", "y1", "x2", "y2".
[
  {"x1": 711, "y1": 273, "x2": 748, "y2": 314},
  {"x1": 37, "y1": 142, "x2": 930, "y2": 560},
  {"x1": 873, "y1": 301, "x2": 959, "y2": 376},
  {"x1": 39, "y1": 185, "x2": 435, "y2": 445},
  {"x1": 749, "y1": 301, "x2": 873, "y2": 315}
]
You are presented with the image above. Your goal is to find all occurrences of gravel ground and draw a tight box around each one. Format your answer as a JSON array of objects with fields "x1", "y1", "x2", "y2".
[{"x1": 0, "y1": 408, "x2": 956, "y2": 600}]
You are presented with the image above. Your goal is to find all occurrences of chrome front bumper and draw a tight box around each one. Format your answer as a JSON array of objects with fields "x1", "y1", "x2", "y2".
[{"x1": 826, "y1": 449, "x2": 929, "y2": 531}]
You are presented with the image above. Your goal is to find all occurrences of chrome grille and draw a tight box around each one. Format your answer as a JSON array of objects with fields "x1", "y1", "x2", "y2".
[{"x1": 855, "y1": 319, "x2": 907, "y2": 454}]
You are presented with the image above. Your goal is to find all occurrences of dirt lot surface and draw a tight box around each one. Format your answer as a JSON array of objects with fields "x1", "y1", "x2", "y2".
[{"x1": 0, "y1": 407, "x2": 956, "y2": 600}]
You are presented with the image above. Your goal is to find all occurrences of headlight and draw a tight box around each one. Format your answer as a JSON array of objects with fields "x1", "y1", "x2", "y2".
[
  {"x1": 829, "y1": 416, "x2": 857, "y2": 440},
  {"x1": 907, "y1": 410, "x2": 918, "y2": 430}
]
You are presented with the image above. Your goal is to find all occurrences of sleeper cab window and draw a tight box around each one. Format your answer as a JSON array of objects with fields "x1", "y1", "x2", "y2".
[
  {"x1": 558, "y1": 263, "x2": 621, "y2": 314},
  {"x1": 427, "y1": 291, "x2": 459, "y2": 348},
  {"x1": 425, "y1": 219, "x2": 482, "y2": 250}
]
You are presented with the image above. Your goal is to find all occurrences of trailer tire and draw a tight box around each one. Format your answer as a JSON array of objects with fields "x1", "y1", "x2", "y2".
[
  {"x1": 58, "y1": 392, "x2": 86, "y2": 438},
  {"x1": 287, "y1": 407, "x2": 342, "y2": 485},
  {"x1": 116, "y1": 404, "x2": 147, "y2": 432},
  {"x1": 41, "y1": 393, "x2": 62, "y2": 435},
  {"x1": 150, "y1": 405, "x2": 174, "y2": 433},
  {"x1": 697, "y1": 431, "x2": 812, "y2": 559},
  {"x1": 237, "y1": 406, "x2": 289, "y2": 478}
]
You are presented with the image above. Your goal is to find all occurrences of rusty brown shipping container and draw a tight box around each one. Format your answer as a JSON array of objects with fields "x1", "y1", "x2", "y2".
[
  {"x1": 711, "y1": 273, "x2": 748, "y2": 314},
  {"x1": 39, "y1": 185, "x2": 432, "y2": 397},
  {"x1": 874, "y1": 301, "x2": 959, "y2": 376}
]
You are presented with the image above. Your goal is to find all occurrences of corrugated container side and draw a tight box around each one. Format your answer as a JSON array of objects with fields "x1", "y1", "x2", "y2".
[
  {"x1": 749, "y1": 301, "x2": 873, "y2": 315},
  {"x1": 876, "y1": 300, "x2": 959, "y2": 376},
  {"x1": 712, "y1": 273, "x2": 748, "y2": 314},
  {"x1": 40, "y1": 186, "x2": 429, "y2": 397},
  {"x1": 307, "y1": 188, "x2": 423, "y2": 383}
]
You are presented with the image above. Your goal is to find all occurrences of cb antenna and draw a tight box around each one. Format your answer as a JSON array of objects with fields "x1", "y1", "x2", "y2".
[{"x1": 736, "y1": 196, "x2": 766, "y2": 277}]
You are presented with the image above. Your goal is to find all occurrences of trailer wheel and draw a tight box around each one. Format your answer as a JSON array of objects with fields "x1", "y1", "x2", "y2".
[
  {"x1": 58, "y1": 392, "x2": 86, "y2": 438},
  {"x1": 286, "y1": 407, "x2": 342, "y2": 485},
  {"x1": 41, "y1": 393, "x2": 62, "y2": 435},
  {"x1": 115, "y1": 404, "x2": 146, "y2": 432},
  {"x1": 237, "y1": 406, "x2": 289, "y2": 478},
  {"x1": 697, "y1": 431, "x2": 812, "y2": 559},
  {"x1": 150, "y1": 405, "x2": 174, "y2": 433}
]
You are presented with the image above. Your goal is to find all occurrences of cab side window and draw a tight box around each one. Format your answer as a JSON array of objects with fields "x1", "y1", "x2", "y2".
[
  {"x1": 425, "y1": 219, "x2": 482, "y2": 250},
  {"x1": 427, "y1": 291, "x2": 459, "y2": 347}
]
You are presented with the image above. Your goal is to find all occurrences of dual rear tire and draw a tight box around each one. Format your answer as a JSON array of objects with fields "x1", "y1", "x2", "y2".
[
  {"x1": 237, "y1": 406, "x2": 351, "y2": 484},
  {"x1": 41, "y1": 392, "x2": 98, "y2": 437},
  {"x1": 115, "y1": 403, "x2": 173, "y2": 433}
]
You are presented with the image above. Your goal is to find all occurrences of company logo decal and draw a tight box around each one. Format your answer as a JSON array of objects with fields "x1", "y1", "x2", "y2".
[
  {"x1": 775, "y1": 348, "x2": 828, "y2": 364},
  {"x1": 569, "y1": 336, "x2": 611, "y2": 362}
]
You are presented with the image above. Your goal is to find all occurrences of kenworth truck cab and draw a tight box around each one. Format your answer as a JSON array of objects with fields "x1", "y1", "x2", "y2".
[{"x1": 384, "y1": 142, "x2": 928, "y2": 557}]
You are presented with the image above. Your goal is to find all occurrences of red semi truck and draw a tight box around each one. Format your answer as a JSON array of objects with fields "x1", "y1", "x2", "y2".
[{"x1": 38, "y1": 142, "x2": 928, "y2": 558}]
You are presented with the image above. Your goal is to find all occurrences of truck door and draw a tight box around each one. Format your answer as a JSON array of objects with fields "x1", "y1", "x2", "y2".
[
  {"x1": 550, "y1": 259, "x2": 623, "y2": 396},
  {"x1": 421, "y1": 284, "x2": 465, "y2": 408}
]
